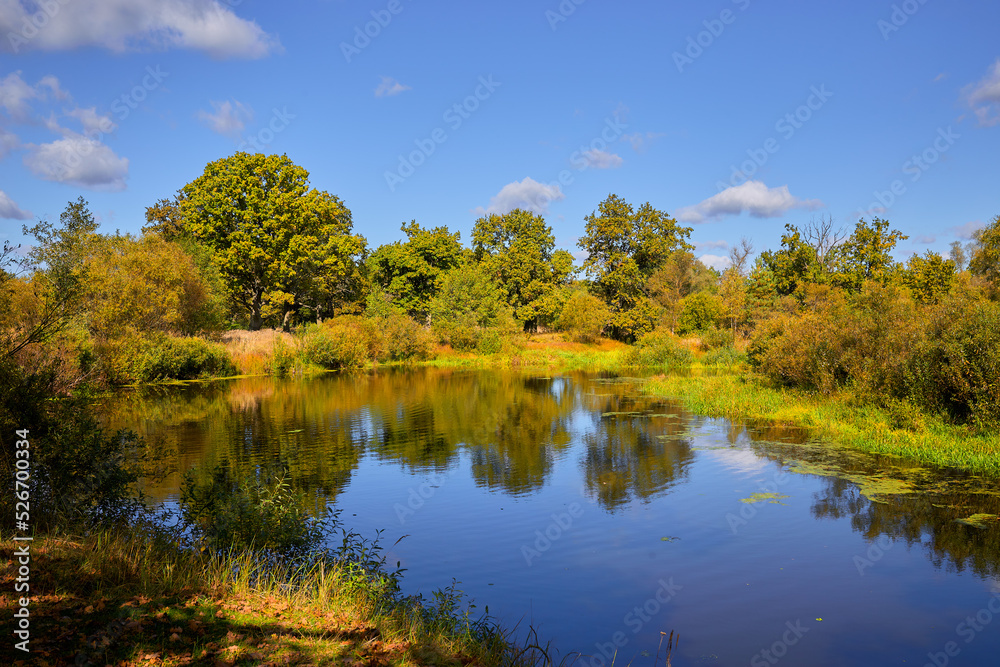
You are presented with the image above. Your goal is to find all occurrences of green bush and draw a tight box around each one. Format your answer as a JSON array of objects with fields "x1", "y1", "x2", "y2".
[
  {"x1": 676, "y1": 292, "x2": 722, "y2": 335},
  {"x1": 558, "y1": 290, "x2": 609, "y2": 343},
  {"x1": 134, "y1": 336, "x2": 236, "y2": 382},
  {"x1": 376, "y1": 314, "x2": 435, "y2": 362},
  {"x1": 700, "y1": 325, "x2": 735, "y2": 351},
  {"x1": 624, "y1": 328, "x2": 693, "y2": 369},
  {"x1": 477, "y1": 329, "x2": 503, "y2": 355},
  {"x1": 429, "y1": 263, "x2": 516, "y2": 349},
  {"x1": 301, "y1": 317, "x2": 373, "y2": 369},
  {"x1": 266, "y1": 336, "x2": 297, "y2": 377},
  {"x1": 908, "y1": 299, "x2": 1000, "y2": 430}
]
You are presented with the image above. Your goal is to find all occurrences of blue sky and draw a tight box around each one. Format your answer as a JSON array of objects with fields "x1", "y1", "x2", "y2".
[{"x1": 1, "y1": 0, "x2": 998, "y2": 269}]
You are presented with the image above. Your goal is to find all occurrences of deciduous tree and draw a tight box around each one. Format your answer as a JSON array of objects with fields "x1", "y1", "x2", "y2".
[
  {"x1": 830, "y1": 217, "x2": 908, "y2": 293},
  {"x1": 179, "y1": 153, "x2": 365, "y2": 330},
  {"x1": 578, "y1": 194, "x2": 692, "y2": 341},
  {"x1": 368, "y1": 221, "x2": 463, "y2": 321},
  {"x1": 472, "y1": 209, "x2": 573, "y2": 331}
]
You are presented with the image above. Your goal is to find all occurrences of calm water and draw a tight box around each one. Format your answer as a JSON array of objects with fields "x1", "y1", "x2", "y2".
[{"x1": 101, "y1": 368, "x2": 1000, "y2": 667}]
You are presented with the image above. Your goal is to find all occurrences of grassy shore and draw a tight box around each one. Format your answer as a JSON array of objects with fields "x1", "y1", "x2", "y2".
[
  {"x1": 642, "y1": 370, "x2": 1000, "y2": 477},
  {"x1": 4, "y1": 530, "x2": 533, "y2": 667}
]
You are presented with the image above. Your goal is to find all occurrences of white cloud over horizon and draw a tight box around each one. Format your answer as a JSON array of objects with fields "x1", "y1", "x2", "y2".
[
  {"x1": 472, "y1": 177, "x2": 565, "y2": 216},
  {"x1": 0, "y1": 0, "x2": 279, "y2": 59},
  {"x1": 676, "y1": 181, "x2": 824, "y2": 224},
  {"x1": 698, "y1": 254, "x2": 731, "y2": 271}
]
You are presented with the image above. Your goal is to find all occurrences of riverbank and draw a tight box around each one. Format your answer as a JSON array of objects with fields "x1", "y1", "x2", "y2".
[
  {"x1": 215, "y1": 328, "x2": 1000, "y2": 477},
  {"x1": 3, "y1": 530, "x2": 531, "y2": 667},
  {"x1": 642, "y1": 371, "x2": 1000, "y2": 477}
]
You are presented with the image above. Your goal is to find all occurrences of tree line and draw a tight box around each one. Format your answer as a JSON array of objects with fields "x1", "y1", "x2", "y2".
[{"x1": 3, "y1": 151, "x2": 999, "y2": 427}]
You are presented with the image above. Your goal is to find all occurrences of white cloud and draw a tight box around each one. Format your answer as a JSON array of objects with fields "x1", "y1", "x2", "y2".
[
  {"x1": 965, "y1": 59, "x2": 1000, "y2": 127},
  {"x1": 23, "y1": 133, "x2": 129, "y2": 191},
  {"x1": 0, "y1": 72, "x2": 72, "y2": 123},
  {"x1": 473, "y1": 177, "x2": 565, "y2": 216},
  {"x1": 582, "y1": 148, "x2": 623, "y2": 169},
  {"x1": 676, "y1": 181, "x2": 824, "y2": 224},
  {"x1": 695, "y1": 239, "x2": 729, "y2": 252},
  {"x1": 699, "y1": 254, "x2": 732, "y2": 271},
  {"x1": 0, "y1": 0, "x2": 279, "y2": 59},
  {"x1": 197, "y1": 99, "x2": 253, "y2": 136},
  {"x1": 951, "y1": 220, "x2": 985, "y2": 239},
  {"x1": 374, "y1": 76, "x2": 411, "y2": 98},
  {"x1": 0, "y1": 127, "x2": 19, "y2": 159},
  {"x1": 0, "y1": 72, "x2": 40, "y2": 120},
  {"x1": 0, "y1": 190, "x2": 32, "y2": 220},
  {"x1": 38, "y1": 75, "x2": 70, "y2": 101},
  {"x1": 621, "y1": 131, "x2": 665, "y2": 152},
  {"x1": 66, "y1": 107, "x2": 118, "y2": 136}
]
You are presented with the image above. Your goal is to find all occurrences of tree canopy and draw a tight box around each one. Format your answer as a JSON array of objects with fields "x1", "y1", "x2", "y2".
[
  {"x1": 472, "y1": 209, "x2": 573, "y2": 331},
  {"x1": 178, "y1": 153, "x2": 366, "y2": 330},
  {"x1": 578, "y1": 194, "x2": 692, "y2": 341},
  {"x1": 368, "y1": 221, "x2": 463, "y2": 322},
  {"x1": 830, "y1": 217, "x2": 908, "y2": 292}
]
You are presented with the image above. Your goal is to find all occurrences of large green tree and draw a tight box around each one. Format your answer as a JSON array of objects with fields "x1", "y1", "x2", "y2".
[
  {"x1": 578, "y1": 194, "x2": 692, "y2": 341},
  {"x1": 178, "y1": 153, "x2": 366, "y2": 330},
  {"x1": 368, "y1": 221, "x2": 463, "y2": 322},
  {"x1": 472, "y1": 209, "x2": 573, "y2": 331}
]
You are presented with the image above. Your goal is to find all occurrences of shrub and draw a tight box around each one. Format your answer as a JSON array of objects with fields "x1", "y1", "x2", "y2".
[
  {"x1": 908, "y1": 298, "x2": 1000, "y2": 430},
  {"x1": 748, "y1": 307, "x2": 851, "y2": 394},
  {"x1": 558, "y1": 290, "x2": 609, "y2": 343},
  {"x1": 623, "y1": 328, "x2": 693, "y2": 369},
  {"x1": 700, "y1": 325, "x2": 735, "y2": 351},
  {"x1": 301, "y1": 317, "x2": 373, "y2": 369},
  {"x1": 375, "y1": 314, "x2": 435, "y2": 362},
  {"x1": 477, "y1": 329, "x2": 503, "y2": 355},
  {"x1": 180, "y1": 465, "x2": 328, "y2": 558},
  {"x1": 267, "y1": 335, "x2": 297, "y2": 377},
  {"x1": 429, "y1": 263, "x2": 516, "y2": 349},
  {"x1": 134, "y1": 335, "x2": 236, "y2": 382},
  {"x1": 676, "y1": 292, "x2": 722, "y2": 335}
]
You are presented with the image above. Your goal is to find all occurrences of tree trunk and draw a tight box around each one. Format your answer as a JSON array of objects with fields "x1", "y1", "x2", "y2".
[
  {"x1": 248, "y1": 292, "x2": 263, "y2": 331},
  {"x1": 282, "y1": 308, "x2": 294, "y2": 333}
]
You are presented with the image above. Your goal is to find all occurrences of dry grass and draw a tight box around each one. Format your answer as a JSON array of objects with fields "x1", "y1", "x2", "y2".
[{"x1": 220, "y1": 329, "x2": 298, "y2": 376}]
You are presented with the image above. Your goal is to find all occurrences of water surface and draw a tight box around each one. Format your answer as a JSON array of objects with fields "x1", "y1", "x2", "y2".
[{"x1": 101, "y1": 368, "x2": 1000, "y2": 667}]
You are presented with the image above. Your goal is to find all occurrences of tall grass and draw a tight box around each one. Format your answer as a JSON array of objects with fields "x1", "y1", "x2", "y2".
[
  {"x1": 220, "y1": 329, "x2": 300, "y2": 376},
  {"x1": 22, "y1": 528, "x2": 544, "y2": 667}
]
